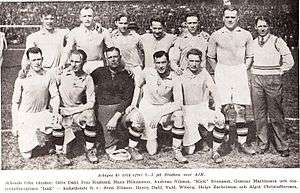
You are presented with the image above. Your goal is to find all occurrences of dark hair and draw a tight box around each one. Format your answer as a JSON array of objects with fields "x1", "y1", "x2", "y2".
[
  {"x1": 128, "y1": 22, "x2": 139, "y2": 30},
  {"x1": 185, "y1": 12, "x2": 199, "y2": 21},
  {"x1": 41, "y1": 6, "x2": 56, "y2": 17},
  {"x1": 186, "y1": 48, "x2": 202, "y2": 59},
  {"x1": 223, "y1": 5, "x2": 240, "y2": 16},
  {"x1": 106, "y1": 47, "x2": 121, "y2": 55},
  {"x1": 255, "y1": 16, "x2": 271, "y2": 26},
  {"x1": 153, "y1": 50, "x2": 169, "y2": 61},
  {"x1": 26, "y1": 47, "x2": 42, "y2": 60},
  {"x1": 80, "y1": 6, "x2": 94, "y2": 15},
  {"x1": 115, "y1": 14, "x2": 128, "y2": 22},
  {"x1": 150, "y1": 16, "x2": 165, "y2": 27},
  {"x1": 71, "y1": 49, "x2": 87, "y2": 63}
]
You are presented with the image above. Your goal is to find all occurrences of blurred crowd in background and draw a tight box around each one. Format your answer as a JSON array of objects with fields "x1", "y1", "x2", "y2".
[{"x1": 0, "y1": 0, "x2": 298, "y2": 48}]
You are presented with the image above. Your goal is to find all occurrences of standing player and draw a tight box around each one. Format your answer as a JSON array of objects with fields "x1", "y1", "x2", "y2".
[
  {"x1": 61, "y1": 6, "x2": 110, "y2": 74},
  {"x1": 0, "y1": 31, "x2": 7, "y2": 68},
  {"x1": 207, "y1": 6, "x2": 255, "y2": 155},
  {"x1": 53, "y1": 49, "x2": 99, "y2": 165},
  {"x1": 180, "y1": 48, "x2": 226, "y2": 163},
  {"x1": 91, "y1": 47, "x2": 134, "y2": 160},
  {"x1": 251, "y1": 17, "x2": 294, "y2": 157},
  {"x1": 107, "y1": 14, "x2": 144, "y2": 81},
  {"x1": 141, "y1": 16, "x2": 176, "y2": 68},
  {"x1": 126, "y1": 51, "x2": 187, "y2": 163},
  {"x1": 11, "y1": 47, "x2": 61, "y2": 160},
  {"x1": 169, "y1": 12, "x2": 210, "y2": 75},
  {"x1": 21, "y1": 6, "x2": 69, "y2": 70}
]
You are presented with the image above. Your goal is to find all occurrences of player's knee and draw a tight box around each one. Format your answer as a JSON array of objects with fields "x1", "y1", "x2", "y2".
[
  {"x1": 235, "y1": 104, "x2": 246, "y2": 121},
  {"x1": 172, "y1": 110, "x2": 184, "y2": 128},
  {"x1": 124, "y1": 108, "x2": 145, "y2": 135}
]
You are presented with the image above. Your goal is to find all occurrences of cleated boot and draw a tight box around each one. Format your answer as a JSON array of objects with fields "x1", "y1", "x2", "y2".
[
  {"x1": 211, "y1": 151, "x2": 223, "y2": 164},
  {"x1": 127, "y1": 147, "x2": 143, "y2": 161},
  {"x1": 56, "y1": 153, "x2": 72, "y2": 166},
  {"x1": 86, "y1": 148, "x2": 99, "y2": 164},
  {"x1": 238, "y1": 143, "x2": 256, "y2": 155},
  {"x1": 173, "y1": 147, "x2": 188, "y2": 164}
]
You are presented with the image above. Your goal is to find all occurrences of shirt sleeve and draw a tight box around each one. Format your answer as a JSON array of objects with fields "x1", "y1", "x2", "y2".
[
  {"x1": 245, "y1": 32, "x2": 254, "y2": 58},
  {"x1": 204, "y1": 70, "x2": 221, "y2": 110},
  {"x1": 169, "y1": 38, "x2": 181, "y2": 68},
  {"x1": 207, "y1": 32, "x2": 217, "y2": 59},
  {"x1": 276, "y1": 38, "x2": 294, "y2": 72},
  {"x1": 172, "y1": 75, "x2": 183, "y2": 107},
  {"x1": 48, "y1": 74, "x2": 59, "y2": 98},
  {"x1": 85, "y1": 75, "x2": 96, "y2": 107},
  {"x1": 90, "y1": 68, "x2": 100, "y2": 85},
  {"x1": 12, "y1": 78, "x2": 22, "y2": 106},
  {"x1": 276, "y1": 38, "x2": 292, "y2": 56},
  {"x1": 116, "y1": 73, "x2": 135, "y2": 113},
  {"x1": 136, "y1": 68, "x2": 146, "y2": 88},
  {"x1": 11, "y1": 78, "x2": 22, "y2": 129}
]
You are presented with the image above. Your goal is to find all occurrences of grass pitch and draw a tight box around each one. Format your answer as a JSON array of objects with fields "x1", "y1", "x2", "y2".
[{"x1": 1, "y1": 49, "x2": 299, "y2": 169}]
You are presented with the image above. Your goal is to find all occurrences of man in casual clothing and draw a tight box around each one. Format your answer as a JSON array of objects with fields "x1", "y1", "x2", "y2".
[
  {"x1": 53, "y1": 49, "x2": 98, "y2": 165},
  {"x1": 11, "y1": 47, "x2": 61, "y2": 160},
  {"x1": 126, "y1": 51, "x2": 187, "y2": 163},
  {"x1": 207, "y1": 5, "x2": 255, "y2": 155},
  {"x1": 21, "y1": 7, "x2": 69, "y2": 70},
  {"x1": 61, "y1": 6, "x2": 110, "y2": 74},
  {"x1": 251, "y1": 16, "x2": 294, "y2": 157},
  {"x1": 91, "y1": 47, "x2": 134, "y2": 160},
  {"x1": 169, "y1": 12, "x2": 210, "y2": 76},
  {"x1": 180, "y1": 48, "x2": 226, "y2": 163},
  {"x1": 141, "y1": 16, "x2": 176, "y2": 68},
  {"x1": 107, "y1": 14, "x2": 144, "y2": 82}
]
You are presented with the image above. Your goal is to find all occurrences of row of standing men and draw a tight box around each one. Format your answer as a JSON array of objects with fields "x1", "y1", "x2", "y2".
[{"x1": 11, "y1": 5, "x2": 294, "y2": 166}]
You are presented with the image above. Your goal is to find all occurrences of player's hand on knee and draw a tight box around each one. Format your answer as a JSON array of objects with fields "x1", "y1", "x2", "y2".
[
  {"x1": 52, "y1": 113, "x2": 62, "y2": 126},
  {"x1": 214, "y1": 111, "x2": 225, "y2": 128},
  {"x1": 149, "y1": 115, "x2": 161, "y2": 129},
  {"x1": 106, "y1": 118, "x2": 118, "y2": 131}
]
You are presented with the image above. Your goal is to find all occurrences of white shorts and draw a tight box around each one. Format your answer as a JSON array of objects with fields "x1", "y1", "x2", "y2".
[
  {"x1": 138, "y1": 99, "x2": 179, "y2": 140},
  {"x1": 215, "y1": 63, "x2": 251, "y2": 105},
  {"x1": 83, "y1": 60, "x2": 105, "y2": 74},
  {"x1": 16, "y1": 110, "x2": 55, "y2": 153},
  {"x1": 182, "y1": 104, "x2": 223, "y2": 146}
]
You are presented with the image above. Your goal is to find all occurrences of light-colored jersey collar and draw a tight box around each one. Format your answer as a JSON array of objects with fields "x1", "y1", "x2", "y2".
[{"x1": 220, "y1": 26, "x2": 242, "y2": 33}]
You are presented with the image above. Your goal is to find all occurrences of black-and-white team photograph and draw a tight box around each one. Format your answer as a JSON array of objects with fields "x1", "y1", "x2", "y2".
[{"x1": 0, "y1": 0, "x2": 298, "y2": 170}]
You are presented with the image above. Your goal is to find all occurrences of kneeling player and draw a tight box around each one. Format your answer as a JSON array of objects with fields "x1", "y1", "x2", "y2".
[
  {"x1": 126, "y1": 51, "x2": 188, "y2": 163},
  {"x1": 53, "y1": 49, "x2": 98, "y2": 165},
  {"x1": 181, "y1": 49, "x2": 226, "y2": 163}
]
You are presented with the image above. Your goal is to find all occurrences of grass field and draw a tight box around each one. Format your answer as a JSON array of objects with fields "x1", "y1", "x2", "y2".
[{"x1": 1, "y1": 49, "x2": 299, "y2": 169}]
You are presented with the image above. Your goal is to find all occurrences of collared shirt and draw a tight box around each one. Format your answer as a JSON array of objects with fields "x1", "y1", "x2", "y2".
[
  {"x1": 169, "y1": 31, "x2": 209, "y2": 70},
  {"x1": 107, "y1": 30, "x2": 143, "y2": 67},
  {"x1": 137, "y1": 67, "x2": 182, "y2": 105},
  {"x1": 207, "y1": 26, "x2": 253, "y2": 66},
  {"x1": 57, "y1": 70, "x2": 95, "y2": 108},
  {"x1": 12, "y1": 70, "x2": 58, "y2": 113},
  {"x1": 251, "y1": 34, "x2": 294, "y2": 75},
  {"x1": 181, "y1": 69, "x2": 220, "y2": 107},
  {"x1": 22, "y1": 28, "x2": 70, "y2": 68},
  {"x1": 67, "y1": 24, "x2": 110, "y2": 61},
  {"x1": 91, "y1": 67, "x2": 135, "y2": 113},
  {"x1": 141, "y1": 32, "x2": 176, "y2": 68}
]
